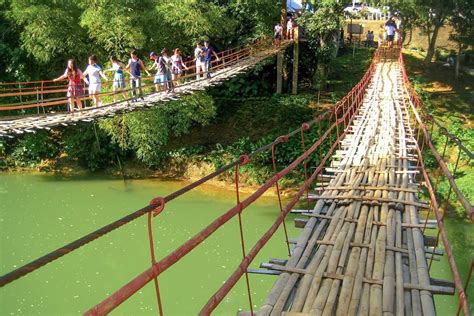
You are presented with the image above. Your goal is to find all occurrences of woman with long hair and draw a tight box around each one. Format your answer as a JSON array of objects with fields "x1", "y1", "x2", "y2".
[
  {"x1": 107, "y1": 56, "x2": 128, "y2": 103},
  {"x1": 53, "y1": 59, "x2": 84, "y2": 112},
  {"x1": 171, "y1": 48, "x2": 188, "y2": 84}
]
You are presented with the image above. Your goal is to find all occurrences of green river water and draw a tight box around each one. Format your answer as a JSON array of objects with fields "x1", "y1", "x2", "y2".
[{"x1": 0, "y1": 173, "x2": 472, "y2": 315}]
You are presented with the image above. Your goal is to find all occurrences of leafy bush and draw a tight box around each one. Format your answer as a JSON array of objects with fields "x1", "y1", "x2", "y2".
[
  {"x1": 61, "y1": 124, "x2": 119, "y2": 171},
  {"x1": 9, "y1": 131, "x2": 60, "y2": 167},
  {"x1": 99, "y1": 92, "x2": 216, "y2": 167}
]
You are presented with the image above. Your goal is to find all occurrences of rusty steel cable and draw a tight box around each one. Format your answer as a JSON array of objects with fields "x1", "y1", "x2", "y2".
[{"x1": 0, "y1": 107, "x2": 333, "y2": 287}]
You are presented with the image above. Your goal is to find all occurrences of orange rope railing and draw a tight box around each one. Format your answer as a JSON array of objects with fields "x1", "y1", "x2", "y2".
[
  {"x1": 82, "y1": 49, "x2": 381, "y2": 315},
  {"x1": 0, "y1": 45, "x2": 253, "y2": 112},
  {"x1": 399, "y1": 50, "x2": 472, "y2": 316},
  {"x1": 2, "y1": 47, "x2": 470, "y2": 315}
]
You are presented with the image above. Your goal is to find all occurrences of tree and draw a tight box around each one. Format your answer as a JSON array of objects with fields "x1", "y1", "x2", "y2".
[
  {"x1": 6, "y1": 0, "x2": 90, "y2": 71},
  {"x1": 99, "y1": 92, "x2": 216, "y2": 167},
  {"x1": 0, "y1": 0, "x2": 35, "y2": 82},
  {"x1": 299, "y1": 0, "x2": 345, "y2": 89},
  {"x1": 450, "y1": 0, "x2": 474, "y2": 77},
  {"x1": 80, "y1": 0, "x2": 157, "y2": 59},
  {"x1": 410, "y1": 0, "x2": 455, "y2": 64}
]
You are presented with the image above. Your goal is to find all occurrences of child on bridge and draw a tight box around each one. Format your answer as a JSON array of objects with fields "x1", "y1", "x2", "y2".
[
  {"x1": 150, "y1": 50, "x2": 171, "y2": 93},
  {"x1": 106, "y1": 56, "x2": 129, "y2": 103},
  {"x1": 194, "y1": 42, "x2": 206, "y2": 80},
  {"x1": 83, "y1": 55, "x2": 108, "y2": 108}
]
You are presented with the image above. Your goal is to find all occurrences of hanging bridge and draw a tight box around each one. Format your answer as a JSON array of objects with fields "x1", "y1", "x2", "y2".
[
  {"x1": 0, "y1": 47, "x2": 472, "y2": 315},
  {"x1": 0, "y1": 41, "x2": 292, "y2": 136}
]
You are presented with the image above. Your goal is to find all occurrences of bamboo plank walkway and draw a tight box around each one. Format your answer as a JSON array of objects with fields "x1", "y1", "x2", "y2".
[
  {"x1": 257, "y1": 58, "x2": 450, "y2": 315},
  {"x1": 0, "y1": 42, "x2": 291, "y2": 136}
]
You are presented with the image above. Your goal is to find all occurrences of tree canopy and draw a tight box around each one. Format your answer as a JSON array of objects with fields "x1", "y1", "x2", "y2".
[{"x1": 1, "y1": 0, "x2": 281, "y2": 82}]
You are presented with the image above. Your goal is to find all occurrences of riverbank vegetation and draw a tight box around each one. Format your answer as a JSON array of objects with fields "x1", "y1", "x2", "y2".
[
  {"x1": 0, "y1": 0, "x2": 472, "y2": 197},
  {"x1": 0, "y1": 48, "x2": 374, "y2": 185},
  {"x1": 403, "y1": 50, "x2": 473, "y2": 217}
]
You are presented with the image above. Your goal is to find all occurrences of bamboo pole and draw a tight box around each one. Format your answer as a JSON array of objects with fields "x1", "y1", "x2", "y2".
[{"x1": 259, "y1": 54, "x2": 441, "y2": 316}]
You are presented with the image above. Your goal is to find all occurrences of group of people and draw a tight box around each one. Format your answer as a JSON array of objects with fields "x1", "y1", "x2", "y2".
[
  {"x1": 53, "y1": 41, "x2": 220, "y2": 112},
  {"x1": 365, "y1": 30, "x2": 375, "y2": 47},
  {"x1": 360, "y1": 17, "x2": 400, "y2": 49},
  {"x1": 274, "y1": 17, "x2": 296, "y2": 46}
]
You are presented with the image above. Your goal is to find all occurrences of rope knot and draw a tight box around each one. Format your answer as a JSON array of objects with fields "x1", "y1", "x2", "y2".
[
  {"x1": 277, "y1": 135, "x2": 289, "y2": 143},
  {"x1": 239, "y1": 154, "x2": 250, "y2": 166},
  {"x1": 301, "y1": 123, "x2": 310, "y2": 131},
  {"x1": 149, "y1": 197, "x2": 166, "y2": 217}
]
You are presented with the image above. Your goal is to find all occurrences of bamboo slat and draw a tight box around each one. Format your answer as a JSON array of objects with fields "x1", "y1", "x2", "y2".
[{"x1": 259, "y1": 58, "x2": 439, "y2": 316}]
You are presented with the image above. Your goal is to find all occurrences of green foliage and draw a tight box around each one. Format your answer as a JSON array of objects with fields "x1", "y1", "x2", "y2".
[
  {"x1": 449, "y1": 0, "x2": 474, "y2": 48},
  {"x1": 61, "y1": 124, "x2": 119, "y2": 171},
  {"x1": 7, "y1": 0, "x2": 89, "y2": 66},
  {"x1": 156, "y1": 0, "x2": 234, "y2": 45},
  {"x1": 298, "y1": 1, "x2": 345, "y2": 88},
  {"x1": 8, "y1": 131, "x2": 60, "y2": 167},
  {"x1": 79, "y1": 0, "x2": 155, "y2": 57},
  {"x1": 99, "y1": 92, "x2": 216, "y2": 167},
  {"x1": 1, "y1": 0, "x2": 280, "y2": 82},
  {"x1": 226, "y1": 0, "x2": 280, "y2": 42}
]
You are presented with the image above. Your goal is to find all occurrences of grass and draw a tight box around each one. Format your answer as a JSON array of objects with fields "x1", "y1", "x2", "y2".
[{"x1": 403, "y1": 50, "x2": 473, "y2": 218}]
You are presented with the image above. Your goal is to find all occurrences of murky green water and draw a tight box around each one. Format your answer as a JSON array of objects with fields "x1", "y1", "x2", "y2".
[{"x1": 0, "y1": 173, "x2": 472, "y2": 315}]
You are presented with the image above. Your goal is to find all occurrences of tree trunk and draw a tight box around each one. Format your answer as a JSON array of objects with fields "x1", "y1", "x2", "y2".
[
  {"x1": 455, "y1": 44, "x2": 462, "y2": 78},
  {"x1": 405, "y1": 28, "x2": 413, "y2": 46},
  {"x1": 424, "y1": 23, "x2": 441, "y2": 64},
  {"x1": 313, "y1": 63, "x2": 328, "y2": 90},
  {"x1": 281, "y1": 0, "x2": 287, "y2": 35}
]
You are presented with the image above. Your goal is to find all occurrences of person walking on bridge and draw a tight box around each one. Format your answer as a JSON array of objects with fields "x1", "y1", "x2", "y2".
[
  {"x1": 274, "y1": 23, "x2": 283, "y2": 47},
  {"x1": 171, "y1": 48, "x2": 189, "y2": 84},
  {"x1": 126, "y1": 50, "x2": 150, "y2": 102},
  {"x1": 286, "y1": 17, "x2": 294, "y2": 40},
  {"x1": 385, "y1": 17, "x2": 397, "y2": 49},
  {"x1": 203, "y1": 41, "x2": 219, "y2": 78},
  {"x1": 83, "y1": 55, "x2": 108, "y2": 108},
  {"x1": 150, "y1": 50, "x2": 169, "y2": 93},
  {"x1": 194, "y1": 42, "x2": 206, "y2": 80},
  {"x1": 53, "y1": 59, "x2": 84, "y2": 113},
  {"x1": 106, "y1": 56, "x2": 129, "y2": 103}
]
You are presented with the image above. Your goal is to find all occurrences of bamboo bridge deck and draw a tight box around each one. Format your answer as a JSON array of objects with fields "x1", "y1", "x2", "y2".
[
  {"x1": 0, "y1": 42, "x2": 291, "y2": 136},
  {"x1": 256, "y1": 57, "x2": 453, "y2": 315}
]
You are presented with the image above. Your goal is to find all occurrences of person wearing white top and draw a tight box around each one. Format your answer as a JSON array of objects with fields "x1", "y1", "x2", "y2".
[
  {"x1": 384, "y1": 18, "x2": 397, "y2": 48},
  {"x1": 274, "y1": 23, "x2": 283, "y2": 47},
  {"x1": 83, "y1": 55, "x2": 108, "y2": 107},
  {"x1": 105, "y1": 57, "x2": 128, "y2": 103},
  {"x1": 194, "y1": 42, "x2": 206, "y2": 80},
  {"x1": 287, "y1": 18, "x2": 294, "y2": 40},
  {"x1": 171, "y1": 48, "x2": 189, "y2": 84}
]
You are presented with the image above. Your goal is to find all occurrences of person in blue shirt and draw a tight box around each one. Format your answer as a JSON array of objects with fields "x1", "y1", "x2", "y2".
[
  {"x1": 125, "y1": 50, "x2": 151, "y2": 102},
  {"x1": 203, "y1": 41, "x2": 220, "y2": 78}
]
